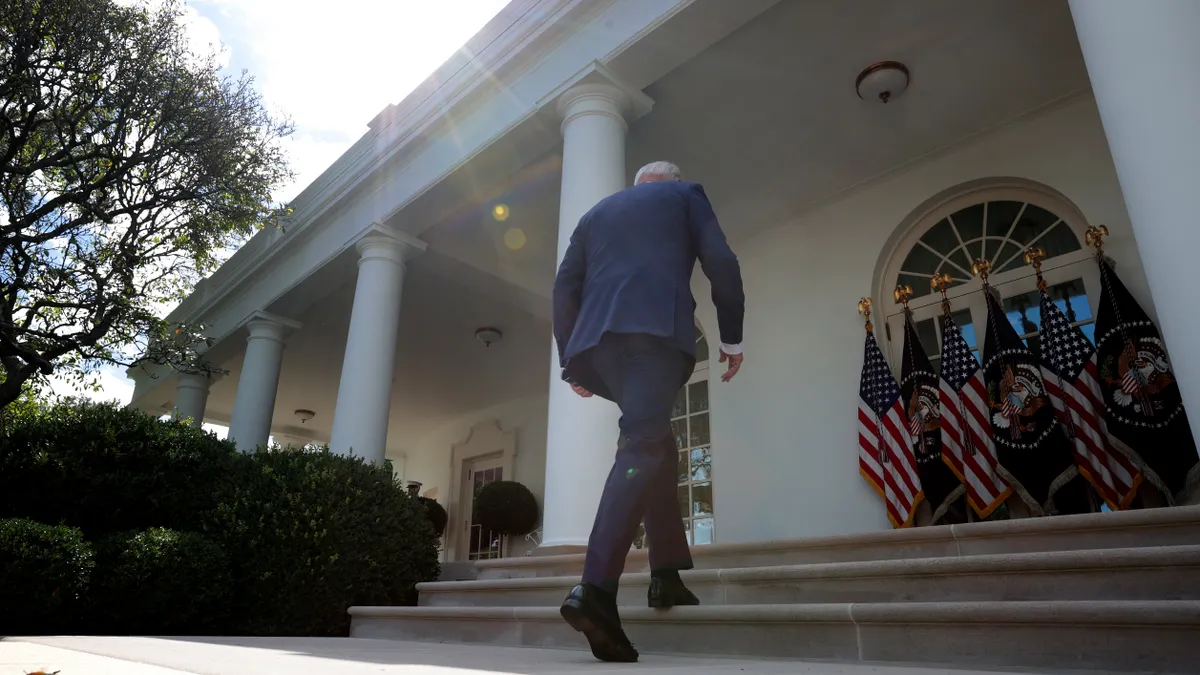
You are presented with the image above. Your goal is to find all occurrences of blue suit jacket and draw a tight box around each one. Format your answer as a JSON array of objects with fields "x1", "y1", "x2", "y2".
[{"x1": 552, "y1": 180, "x2": 745, "y2": 401}]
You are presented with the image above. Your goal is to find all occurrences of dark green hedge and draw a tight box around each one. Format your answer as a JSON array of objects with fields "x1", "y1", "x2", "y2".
[
  {"x1": 0, "y1": 518, "x2": 95, "y2": 635},
  {"x1": 91, "y1": 528, "x2": 231, "y2": 635},
  {"x1": 0, "y1": 400, "x2": 440, "y2": 637}
]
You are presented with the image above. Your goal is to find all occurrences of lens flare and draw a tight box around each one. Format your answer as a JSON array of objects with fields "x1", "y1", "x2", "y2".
[
  {"x1": 492, "y1": 204, "x2": 510, "y2": 221},
  {"x1": 504, "y1": 228, "x2": 527, "y2": 250}
]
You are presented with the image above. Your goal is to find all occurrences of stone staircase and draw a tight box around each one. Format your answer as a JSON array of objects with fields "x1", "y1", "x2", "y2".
[{"x1": 349, "y1": 506, "x2": 1200, "y2": 673}]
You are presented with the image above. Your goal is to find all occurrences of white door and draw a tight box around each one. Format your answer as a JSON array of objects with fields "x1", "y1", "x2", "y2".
[{"x1": 460, "y1": 455, "x2": 505, "y2": 561}]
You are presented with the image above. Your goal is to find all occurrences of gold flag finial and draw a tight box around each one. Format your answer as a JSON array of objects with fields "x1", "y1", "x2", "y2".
[
  {"x1": 893, "y1": 284, "x2": 914, "y2": 309},
  {"x1": 858, "y1": 296, "x2": 874, "y2": 333},
  {"x1": 930, "y1": 273, "x2": 954, "y2": 315},
  {"x1": 971, "y1": 258, "x2": 991, "y2": 284},
  {"x1": 1085, "y1": 224, "x2": 1109, "y2": 254},
  {"x1": 1024, "y1": 246, "x2": 1048, "y2": 291}
]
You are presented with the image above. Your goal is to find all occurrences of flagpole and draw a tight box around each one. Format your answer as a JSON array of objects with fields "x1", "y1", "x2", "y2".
[{"x1": 931, "y1": 272, "x2": 977, "y2": 523}]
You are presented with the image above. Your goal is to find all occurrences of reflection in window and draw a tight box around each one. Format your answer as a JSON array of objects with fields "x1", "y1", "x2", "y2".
[
  {"x1": 1001, "y1": 278, "x2": 1094, "y2": 360},
  {"x1": 910, "y1": 308, "x2": 980, "y2": 370}
]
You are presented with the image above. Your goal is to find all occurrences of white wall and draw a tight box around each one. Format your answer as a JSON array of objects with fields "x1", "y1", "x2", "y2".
[
  {"x1": 402, "y1": 394, "x2": 549, "y2": 559},
  {"x1": 695, "y1": 94, "x2": 1155, "y2": 543}
]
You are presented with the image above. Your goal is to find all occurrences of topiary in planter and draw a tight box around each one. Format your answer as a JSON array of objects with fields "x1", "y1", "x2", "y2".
[
  {"x1": 473, "y1": 481, "x2": 539, "y2": 536},
  {"x1": 418, "y1": 497, "x2": 447, "y2": 537}
]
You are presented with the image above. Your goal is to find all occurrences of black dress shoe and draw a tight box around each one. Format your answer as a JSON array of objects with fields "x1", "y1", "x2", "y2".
[
  {"x1": 560, "y1": 583, "x2": 638, "y2": 663},
  {"x1": 648, "y1": 574, "x2": 700, "y2": 609}
]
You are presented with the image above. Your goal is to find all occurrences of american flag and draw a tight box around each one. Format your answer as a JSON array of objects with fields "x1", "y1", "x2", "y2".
[
  {"x1": 858, "y1": 330, "x2": 923, "y2": 528},
  {"x1": 937, "y1": 313, "x2": 1011, "y2": 517},
  {"x1": 1038, "y1": 290, "x2": 1142, "y2": 509}
]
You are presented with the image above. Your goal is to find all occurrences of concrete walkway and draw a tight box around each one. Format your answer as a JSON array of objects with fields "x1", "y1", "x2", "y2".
[{"x1": 0, "y1": 637, "x2": 1080, "y2": 675}]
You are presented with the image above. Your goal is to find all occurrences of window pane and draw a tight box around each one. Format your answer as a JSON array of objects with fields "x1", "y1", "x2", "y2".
[
  {"x1": 947, "y1": 309, "x2": 977, "y2": 349},
  {"x1": 671, "y1": 418, "x2": 688, "y2": 450},
  {"x1": 901, "y1": 244, "x2": 942, "y2": 276},
  {"x1": 677, "y1": 451, "x2": 689, "y2": 484},
  {"x1": 950, "y1": 204, "x2": 986, "y2": 245},
  {"x1": 688, "y1": 381, "x2": 709, "y2": 414},
  {"x1": 992, "y1": 241, "x2": 1023, "y2": 272},
  {"x1": 1046, "y1": 278, "x2": 1092, "y2": 323},
  {"x1": 914, "y1": 318, "x2": 939, "y2": 357},
  {"x1": 1079, "y1": 322, "x2": 1096, "y2": 344},
  {"x1": 671, "y1": 388, "x2": 686, "y2": 419},
  {"x1": 985, "y1": 201, "x2": 1024, "y2": 238},
  {"x1": 693, "y1": 518, "x2": 714, "y2": 545},
  {"x1": 1040, "y1": 221, "x2": 1082, "y2": 258},
  {"x1": 944, "y1": 248, "x2": 971, "y2": 275},
  {"x1": 1010, "y1": 203, "x2": 1059, "y2": 246},
  {"x1": 690, "y1": 446, "x2": 712, "y2": 481},
  {"x1": 678, "y1": 485, "x2": 690, "y2": 518},
  {"x1": 1002, "y1": 289, "x2": 1041, "y2": 337},
  {"x1": 695, "y1": 333, "x2": 709, "y2": 364},
  {"x1": 689, "y1": 412, "x2": 710, "y2": 446},
  {"x1": 684, "y1": 519, "x2": 692, "y2": 545},
  {"x1": 919, "y1": 218, "x2": 959, "y2": 255},
  {"x1": 898, "y1": 273, "x2": 936, "y2": 298},
  {"x1": 692, "y1": 482, "x2": 714, "y2": 516}
]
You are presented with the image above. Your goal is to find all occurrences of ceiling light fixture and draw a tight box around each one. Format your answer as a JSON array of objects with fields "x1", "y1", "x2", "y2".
[
  {"x1": 855, "y1": 61, "x2": 909, "y2": 104},
  {"x1": 294, "y1": 409, "x2": 315, "y2": 424},
  {"x1": 475, "y1": 327, "x2": 503, "y2": 347}
]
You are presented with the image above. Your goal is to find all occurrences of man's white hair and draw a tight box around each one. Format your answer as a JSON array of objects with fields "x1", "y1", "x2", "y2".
[{"x1": 634, "y1": 161, "x2": 683, "y2": 185}]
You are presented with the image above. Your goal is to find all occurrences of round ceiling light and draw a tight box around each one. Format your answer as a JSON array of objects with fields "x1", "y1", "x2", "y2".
[
  {"x1": 475, "y1": 327, "x2": 503, "y2": 347},
  {"x1": 855, "y1": 61, "x2": 909, "y2": 104},
  {"x1": 294, "y1": 409, "x2": 315, "y2": 424}
]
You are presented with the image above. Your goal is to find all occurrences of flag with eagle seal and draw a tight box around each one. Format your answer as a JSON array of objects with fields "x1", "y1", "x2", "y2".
[
  {"x1": 982, "y1": 289, "x2": 1086, "y2": 514},
  {"x1": 1094, "y1": 256, "x2": 1199, "y2": 503},
  {"x1": 900, "y1": 314, "x2": 967, "y2": 524}
]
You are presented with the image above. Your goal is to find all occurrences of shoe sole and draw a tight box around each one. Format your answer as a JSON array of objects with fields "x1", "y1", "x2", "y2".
[{"x1": 560, "y1": 602, "x2": 639, "y2": 663}]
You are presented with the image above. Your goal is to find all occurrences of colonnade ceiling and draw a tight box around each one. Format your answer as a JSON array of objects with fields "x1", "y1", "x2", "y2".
[
  {"x1": 627, "y1": 0, "x2": 1091, "y2": 243},
  {"x1": 202, "y1": 259, "x2": 551, "y2": 445}
]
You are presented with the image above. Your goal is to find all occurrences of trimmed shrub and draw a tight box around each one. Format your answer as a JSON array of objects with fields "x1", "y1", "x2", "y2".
[
  {"x1": 90, "y1": 528, "x2": 230, "y2": 635},
  {"x1": 473, "y1": 480, "x2": 539, "y2": 536},
  {"x1": 0, "y1": 518, "x2": 94, "y2": 635},
  {"x1": 0, "y1": 400, "x2": 237, "y2": 540},
  {"x1": 206, "y1": 448, "x2": 441, "y2": 636}
]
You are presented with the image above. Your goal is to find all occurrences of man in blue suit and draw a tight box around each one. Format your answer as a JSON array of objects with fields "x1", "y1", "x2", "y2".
[{"x1": 553, "y1": 161, "x2": 745, "y2": 662}]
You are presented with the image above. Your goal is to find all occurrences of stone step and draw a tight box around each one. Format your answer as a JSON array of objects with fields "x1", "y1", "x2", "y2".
[
  {"x1": 348, "y1": 600, "x2": 1200, "y2": 673},
  {"x1": 418, "y1": 544, "x2": 1200, "y2": 607},
  {"x1": 476, "y1": 505, "x2": 1200, "y2": 580}
]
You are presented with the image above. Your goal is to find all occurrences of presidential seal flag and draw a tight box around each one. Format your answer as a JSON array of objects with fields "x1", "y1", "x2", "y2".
[
  {"x1": 1037, "y1": 281, "x2": 1142, "y2": 510},
  {"x1": 982, "y1": 286, "x2": 1087, "y2": 514},
  {"x1": 1094, "y1": 255, "x2": 1200, "y2": 503},
  {"x1": 857, "y1": 303, "x2": 923, "y2": 528},
  {"x1": 937, "y1": 309, "x2": 1011, "y2": 518},
  {"x1": 900, "y1": 313, "x2": 966, "y2": 524}
]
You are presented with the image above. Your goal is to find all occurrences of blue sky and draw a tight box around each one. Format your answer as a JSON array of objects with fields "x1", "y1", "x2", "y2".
[{"x1": 51, "y1": 0, "x2": 511, "y2": 429}]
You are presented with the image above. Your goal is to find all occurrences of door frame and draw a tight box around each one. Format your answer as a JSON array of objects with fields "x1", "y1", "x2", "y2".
[{"x1": 445, "y1": 420, "x2": 516, "y2": 561}]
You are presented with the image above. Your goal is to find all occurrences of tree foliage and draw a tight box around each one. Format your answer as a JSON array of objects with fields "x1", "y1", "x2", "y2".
[{"x1": 0, "y1": 0, "x2": 292, "y2": 407}]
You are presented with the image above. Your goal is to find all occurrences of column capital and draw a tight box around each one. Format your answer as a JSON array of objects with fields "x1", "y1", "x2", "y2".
[
  {"x1": 351, "y1": 225, "x2": 428, "y2": 266},
  {"x1": 176, "y1": 371, "x2": 216, "y2": 391},
  {"x1": 541, "y1": 61, "x2": 654, "y2": 133},
  {"x1": 241, "y1": 310, "x2": 302, "y2": 343}
]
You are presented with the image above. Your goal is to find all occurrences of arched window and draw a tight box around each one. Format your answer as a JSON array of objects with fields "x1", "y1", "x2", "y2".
[
  {"x1": 880, "y1": 182, "x2": 1100, "y2": 373},
  {"x1": 634, "y1": 319, "x2": 715, "y2": 547}
]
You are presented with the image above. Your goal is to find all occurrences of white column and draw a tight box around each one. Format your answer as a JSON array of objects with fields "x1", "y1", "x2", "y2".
[
  {"x1": 541, "y1": 83, "x2": 636, "y2": 549},
  {"x1": 228, "y1": 314, "x2": 295, "y2": 452},
  {"x1": 329, "y1": 232, "x2": 424, "y2": 465},
  {"x1": 173, "y1": 373, "x2": 211, "y2": 428},
  {"x1": 1070, "y1": 0, "x2": 1200, "y2": 449}
]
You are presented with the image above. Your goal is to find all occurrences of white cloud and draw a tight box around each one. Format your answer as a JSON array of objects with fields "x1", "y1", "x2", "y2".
[{"x1": 117, "y1": 0, "x2": 231, "y2": 68}]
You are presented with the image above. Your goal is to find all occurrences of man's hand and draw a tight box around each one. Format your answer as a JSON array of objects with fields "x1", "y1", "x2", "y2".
[
  {"x1": 571, "y1": 383, "x2": 593, "y2": 398},
  {"x1": 719, "y1": 349, "x2": 744, "y2": 382}
]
